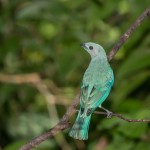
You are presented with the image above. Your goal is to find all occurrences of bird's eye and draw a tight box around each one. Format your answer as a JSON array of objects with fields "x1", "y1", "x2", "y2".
[{"x1": 89, "y1": 46, "x2": 93, "y2": 50}]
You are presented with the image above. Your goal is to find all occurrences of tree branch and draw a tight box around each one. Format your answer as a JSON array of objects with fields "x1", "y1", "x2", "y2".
[
  {"x1": 0, "y1": 73, "x2": 41, "y2": 84},
  {"x1": 0, "y1": 73, "x2": 71, "y2": 105},
  {"x1": 108, "y1": 7, "x2": 150, "y2": 61},
  {"x1": 3, "y1": 6, "x2": 150, "y2": 150},
  {"x1": 94, "y1": 111, "x2": 150, "y2": 122}
]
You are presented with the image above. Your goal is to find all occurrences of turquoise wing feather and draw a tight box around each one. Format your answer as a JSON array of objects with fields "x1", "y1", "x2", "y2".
[{"x1": 81, "y1": 67, "x2": 114, "y2": 109}]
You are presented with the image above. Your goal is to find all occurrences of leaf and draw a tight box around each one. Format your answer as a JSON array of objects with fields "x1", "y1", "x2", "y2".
[
  {"x1": 105, "y1": 134, "x2": 134, "y2": 150},
  {"x1": 98, "y1": 118, "x2": 121, "y2": 130},
  {"x1": 7, "y1": 113, "x2": 51, "y2": 138},
  {"x1": 118, "y1": 48, "x2": 150, "y2": 78},
  {"x1": 16, "y1": 1, "x2": 52, "y2": 19},
  {"x1": 38, "y1": 22, "x2": 58, "y2": 40},
  {"x1": 115, "y1": 99, "x2": 143, "y2": 112},
  {"x1": 114, "y1": 110, "x2": 149, "y2": 138},
  {"x1": 135, "y1": 142, "x2": 150, "y2": 150},
  {"x1": 4, "y1": 140, "x2": 26, "y2": 150},
  {"x1": 117, "y1": 122, "x2": 148, "y2": 138},
  {"x1": 113, "y1": 71, "x2": 149, "y2": 104}
]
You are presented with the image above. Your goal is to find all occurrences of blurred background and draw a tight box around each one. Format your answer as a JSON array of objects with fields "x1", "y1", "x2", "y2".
[{"x1": 0, "y1": 0, "x2": 150, "y2": 150}]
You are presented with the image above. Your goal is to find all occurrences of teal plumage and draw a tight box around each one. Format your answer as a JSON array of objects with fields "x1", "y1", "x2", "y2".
[{"x1": 69, "y1": 42, "x2": 114, "y2": 140}]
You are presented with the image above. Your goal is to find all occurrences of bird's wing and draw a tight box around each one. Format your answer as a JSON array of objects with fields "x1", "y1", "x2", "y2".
[
  {"x1": 80, "y1": 69, "x2": 114, "y2": 109},
  {"x1": 80, "y1": 84, "x2": 108, "y2": 108}
]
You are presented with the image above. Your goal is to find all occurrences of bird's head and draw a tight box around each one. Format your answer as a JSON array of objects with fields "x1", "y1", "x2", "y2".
[{"x1": 80, "y1": 42, "x2": 107, "y2": 59}]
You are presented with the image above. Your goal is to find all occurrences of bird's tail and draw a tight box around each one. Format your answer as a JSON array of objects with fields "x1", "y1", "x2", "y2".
[{"x1": 69, "y1": 111, "x2": 92, "y2": 140}]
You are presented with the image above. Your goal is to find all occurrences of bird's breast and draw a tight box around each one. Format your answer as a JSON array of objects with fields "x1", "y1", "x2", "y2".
[{"x1": 83, "y1": 59, "x2": 111, "y2": 86}]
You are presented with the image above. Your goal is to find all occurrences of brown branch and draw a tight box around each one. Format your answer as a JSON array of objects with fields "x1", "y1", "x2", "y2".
[
  {"x1": 74, "y1": 110, "x2": 150, "y2": 122},
  {"x1": 0, "y1": 73, "x2": 71, "y2": 105},
  {"x1": 94, "y1": 111, "x2": 150, "y2": 122},
  {"x1": 18, "y1": 95, "x2": 80, "y2": 150},
  {"x1": 18, "y1": 120, "x2": 70, "y2": 150},
  {"x1": 108, "y1": 7, "x2": 150, "y2": 61},
  {"x1": 0, "y1": 73, "x2": 41, "y2": 84},
  {"x1": 1, "y1": 6, "x2": 149, "y2": 150}
]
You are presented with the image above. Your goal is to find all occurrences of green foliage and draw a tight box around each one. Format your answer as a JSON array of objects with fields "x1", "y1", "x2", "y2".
[{"x1": 0, "y1": 0, "x2": 150, "y2": 149}]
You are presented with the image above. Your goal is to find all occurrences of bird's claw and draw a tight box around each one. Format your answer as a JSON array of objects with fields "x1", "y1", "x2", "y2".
[
  {"x1": 99, "y1": 106, "x2": 112, "y2": 118},
  {"x1": 106, "y1": 111, "x2": 112, "y2": 118}
]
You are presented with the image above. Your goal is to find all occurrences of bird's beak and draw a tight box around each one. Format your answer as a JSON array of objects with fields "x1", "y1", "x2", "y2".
[
  {"x1": 80, "y1": 43, "x2": 86, "y2": 48},
  {"x1": 80, "y1": 43, "x2": 85, "y2": 47}
]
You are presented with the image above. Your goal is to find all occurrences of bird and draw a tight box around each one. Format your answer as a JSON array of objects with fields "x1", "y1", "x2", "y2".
[{"x1": 69, "y1": 42, "x2": 114, "y2": 140}]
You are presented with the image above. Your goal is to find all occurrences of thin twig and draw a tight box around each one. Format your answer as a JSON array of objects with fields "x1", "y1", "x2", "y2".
[
  {"x1": 0, "y1": 73, "x2": 70, "y2": 105},
  {"x1": 0, "y1": 73, "x2": 41, "y2": 84},
  {"x1": 108, "y1": 7, "x2": 150, "y2": 61},
  {"x1": 94, "y1": 111, "x2": 150, "y2": 122},
  {"x1": 75, "y1": 110, "x2": 150, "y2": 122}
]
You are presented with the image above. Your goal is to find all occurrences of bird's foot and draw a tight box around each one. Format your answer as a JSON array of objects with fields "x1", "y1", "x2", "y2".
[
  {"x1": 99, "y1": 106, "x2": 112, "y2": 118},
  {"x1": 106, "y1": 110, "x2": 112, "y2": 118}
]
